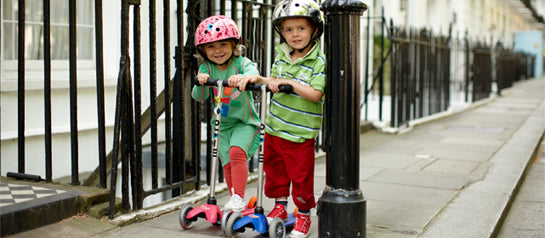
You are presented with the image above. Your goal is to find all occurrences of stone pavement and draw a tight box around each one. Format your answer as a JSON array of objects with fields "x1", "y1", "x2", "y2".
[{"x1": 5, "y1": 77, "x2": 545, "y2": 238}]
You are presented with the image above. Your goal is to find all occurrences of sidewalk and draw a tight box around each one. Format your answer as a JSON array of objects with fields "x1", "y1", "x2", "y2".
[{"x1": 6, "y1": 77, "x2": 544, "y2": 238}]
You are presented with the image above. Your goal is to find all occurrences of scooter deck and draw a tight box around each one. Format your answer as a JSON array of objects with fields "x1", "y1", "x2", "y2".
[
  {"x1": 285, "y1": 212, "x2": 296, "y2": 227},
  {"x1": 185, "y1": 204, "x2": 256, "y2": 225},
  {"x1": 186, "y1": 203, "x2": 222, "y2": 224},
  {"x1": 232, "y1": 211, "x2": 297, "y2": 234}
]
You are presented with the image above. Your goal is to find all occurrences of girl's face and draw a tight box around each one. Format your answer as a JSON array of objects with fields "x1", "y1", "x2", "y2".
[
  {"x1": 203, "y1": 40, "x2": 235, "y2": 65},
  {"x1": 280, "y1": 18, "x2": 315, "y2": 51}
]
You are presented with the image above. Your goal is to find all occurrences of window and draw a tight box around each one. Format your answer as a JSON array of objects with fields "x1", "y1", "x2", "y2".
[{"x1": 2, "y1": 0, "x2": 94, "y2": 61}]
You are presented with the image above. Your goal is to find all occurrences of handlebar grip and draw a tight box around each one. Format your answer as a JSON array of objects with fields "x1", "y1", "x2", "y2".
[
  {"x1": 243, "y1": 83, "x2": 293, "y2": 93},
  {"x1": 196, "y1": 78, "x2": 228, "y2": 86},
  {"x1": 195, "y1": 79, "x2": 294, "y2": 93},
  {"x1": 277, "y1": 85, "x2": 293, "y2": 94}
]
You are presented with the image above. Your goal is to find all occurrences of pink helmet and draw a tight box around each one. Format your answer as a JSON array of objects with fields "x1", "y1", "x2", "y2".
[{"x1": 195, "y1": 15, "x2": 241, "y2": 47}]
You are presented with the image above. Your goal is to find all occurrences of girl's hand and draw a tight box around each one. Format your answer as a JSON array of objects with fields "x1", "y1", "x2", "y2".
[
  {"x1": 227, "y1": 75, "x2": 244, "y2": 89},
  {"x1": 235, "y1": 75, "x2": 269, "y2": 92},
  {"x1": 197, "y1": 73, "x2": 210, "y2": 85},
  {"x1": 236, "y1": 75, "x2": 257, "y2": 92}
]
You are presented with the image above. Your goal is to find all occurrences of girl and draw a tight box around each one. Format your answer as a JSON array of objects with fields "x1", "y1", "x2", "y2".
[{"x1": 191, "y1": 15, "x2": 260, "y2": 212}]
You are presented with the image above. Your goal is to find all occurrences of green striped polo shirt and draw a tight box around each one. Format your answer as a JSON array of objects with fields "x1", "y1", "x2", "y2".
[{"x1": 265, "y1": 41, "x2": 327, "y2": 143}]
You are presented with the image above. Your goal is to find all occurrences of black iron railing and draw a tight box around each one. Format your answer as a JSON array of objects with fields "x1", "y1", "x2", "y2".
[{"x1": 389, "y1": 27, "x2": 451, "y2": 128}]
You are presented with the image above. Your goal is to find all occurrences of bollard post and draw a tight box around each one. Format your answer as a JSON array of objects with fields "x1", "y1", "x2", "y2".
[{"x1": 318, "y1": 0, "x2": 368, "y2": 237}]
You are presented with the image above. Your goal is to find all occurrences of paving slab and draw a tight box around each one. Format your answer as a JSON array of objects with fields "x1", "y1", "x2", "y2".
[
  {"x1": 367, "y1": 170, "x2": 467, "y2": 190},
  {"x1": 421, "y1": 159, "x2": 479, "y2": 177}
]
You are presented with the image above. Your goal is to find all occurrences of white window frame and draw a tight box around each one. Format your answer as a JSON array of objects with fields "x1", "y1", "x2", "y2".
[{"x1": 1, "y1": 0, "x2": 97, "y2": 92}]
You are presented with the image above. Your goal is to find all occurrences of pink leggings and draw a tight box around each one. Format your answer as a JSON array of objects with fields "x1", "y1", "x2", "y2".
[{"x1": 223, "y1": 146, "x2": 248, "y2": 198}]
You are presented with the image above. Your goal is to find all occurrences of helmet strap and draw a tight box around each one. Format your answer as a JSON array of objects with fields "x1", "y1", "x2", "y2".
[
  {"x1": 297, "y1": 26, "x2": 318, "y2": 53},
  {"x1": 298, "y1": 41, "x2": 314, "y2": 53}
]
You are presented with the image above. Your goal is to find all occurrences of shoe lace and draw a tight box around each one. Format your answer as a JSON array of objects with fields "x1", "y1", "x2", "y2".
[
  {"x1": 232, "y1": 194, "x2": 244, "y2": 205},
  {"x1": 268, "y1": 204, "x2": 285, "y2": 217},
  {"x1": 294, "y1": 214, "x2": 310, "y2": 233}
]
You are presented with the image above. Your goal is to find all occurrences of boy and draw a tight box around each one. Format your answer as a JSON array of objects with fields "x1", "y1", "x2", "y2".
[{"x1": 237, "y1": 0, "x2": 325, "y2": 237}]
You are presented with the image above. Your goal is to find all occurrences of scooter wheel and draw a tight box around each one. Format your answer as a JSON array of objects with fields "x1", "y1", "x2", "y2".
[
  {"x1": 269, "y1": 217, "x2": 286, "y2": 238},
  {"x1": 179, "y1": 203, "x2": 195, "y2": 229},
  {"x1": 221, "y1": 209, "x2": 234, "y2": 235},
  {"x1": 225, "y1": 211, "x2": 243, "y2": 237},
  {"x1": 248, "y1": 196, "x2": 257, "y2": 208}
]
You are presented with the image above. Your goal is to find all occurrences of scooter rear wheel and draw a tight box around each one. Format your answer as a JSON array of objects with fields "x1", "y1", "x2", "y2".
[{"x1": 248, "y1": 196, "x2": 258, "y2": 208}]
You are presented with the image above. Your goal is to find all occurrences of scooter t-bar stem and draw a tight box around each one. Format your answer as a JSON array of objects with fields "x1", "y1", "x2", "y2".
[{"x1": 208, "y1": 79, "x2": 223, "y2": 204}]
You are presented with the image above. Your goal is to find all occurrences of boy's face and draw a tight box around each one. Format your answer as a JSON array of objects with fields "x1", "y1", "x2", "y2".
[
  {"x1": 280, "y1": 18, "x2": 315, "y2": 51},
  {"x1": 203, "y1": 40, "x2": 235, "y2": 65}
]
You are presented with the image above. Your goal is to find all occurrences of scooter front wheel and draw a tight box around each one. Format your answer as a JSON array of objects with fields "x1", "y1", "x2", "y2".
[
  {"x1": 225, "y1": 211, "x2": 243, "y2": 237},
  {"x1": 221, "y1": 209, "x2": 234, "y2": 235},
  {"x1": 179, "y1": 203, "x2": 195, "y2": 229},
  {"x1": 269, "y1": 217, "x2": 286, "y2": 238}
]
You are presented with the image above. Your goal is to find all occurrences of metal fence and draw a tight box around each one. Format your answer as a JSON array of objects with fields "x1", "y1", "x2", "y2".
[
  {"x1": 449, "y1": 31, "x2": 471, "y2": 103},
  {"x1": 375, "y1": 26, "x2": 535, "y2": 128},
  {"x1": 388, "y1": 27, "x2": 451, "y2": 128},
  {"x1": 472, "y1": 43, "x2": 493, "y2": 102}
]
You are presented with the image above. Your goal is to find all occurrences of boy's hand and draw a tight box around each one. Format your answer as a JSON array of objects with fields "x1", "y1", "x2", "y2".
[
  {"x1": 268, "y1": 78, "x2": 288, "y2": 93},
  {"x1": 236, "y1": 75, "x2": 266, "y2": 92},
  {"x1": 196, "y1": 73, "x2": 210, "y2": 85}
]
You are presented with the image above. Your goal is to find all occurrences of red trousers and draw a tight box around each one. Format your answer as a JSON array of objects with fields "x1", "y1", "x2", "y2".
[
  {"x1": 223, "y1": 146, "x2": 248, "y2": 197},
  {"x1": 263, "y1": 133, "x2": 316, "y2": 211}
]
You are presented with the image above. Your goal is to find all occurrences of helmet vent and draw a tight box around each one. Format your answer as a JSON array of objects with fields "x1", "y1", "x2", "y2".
[{"x1": 195, "y1": 15, "x2": 241, "y2": 47}]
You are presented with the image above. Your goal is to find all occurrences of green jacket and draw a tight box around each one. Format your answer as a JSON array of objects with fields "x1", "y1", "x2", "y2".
[{"x1": 266, "y1": 42, "x2": 327, "y2": 142}]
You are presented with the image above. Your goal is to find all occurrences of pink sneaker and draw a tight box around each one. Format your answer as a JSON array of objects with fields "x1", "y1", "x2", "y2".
[
  {"x1": 267, "y1": 204, "x2": 288, "y2": 223},
  {"x1": 290, "y1": 213, "x2": 311, "y2": 238}
]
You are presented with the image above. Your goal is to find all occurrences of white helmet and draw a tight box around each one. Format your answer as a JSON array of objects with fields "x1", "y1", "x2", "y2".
[{"x1": 272, "y1": 0, "x2": 324, "y2": 40}]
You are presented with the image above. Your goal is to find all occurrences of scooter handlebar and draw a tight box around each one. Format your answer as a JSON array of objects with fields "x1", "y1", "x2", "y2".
[{"x1": 195, "y1": 79, "x2": 293, "y2": 94}]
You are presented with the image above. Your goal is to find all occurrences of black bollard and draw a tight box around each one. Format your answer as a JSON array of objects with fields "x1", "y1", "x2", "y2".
[{"x1": 318, "y1": 0, "x2": 368, "y2": 237}]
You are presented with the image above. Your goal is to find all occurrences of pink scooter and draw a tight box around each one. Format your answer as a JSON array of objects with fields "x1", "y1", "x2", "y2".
[{"x1": 179, "y1": 79, "x2": 257, "y2": 231}]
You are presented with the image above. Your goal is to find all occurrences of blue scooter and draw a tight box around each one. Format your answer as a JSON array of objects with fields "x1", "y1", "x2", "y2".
[{"x1": 223, "y1": 83, "x2": 295, "y2": 238}]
